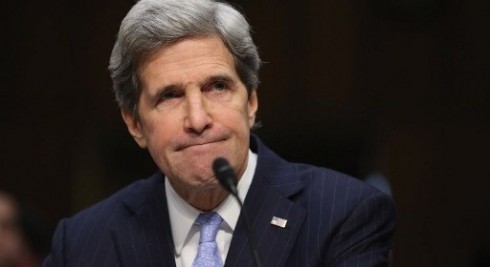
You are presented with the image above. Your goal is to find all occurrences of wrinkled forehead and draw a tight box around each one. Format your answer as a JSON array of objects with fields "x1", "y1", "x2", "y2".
[{"x1": 136, "y1": 33, "x2": 232, "y2": 68}]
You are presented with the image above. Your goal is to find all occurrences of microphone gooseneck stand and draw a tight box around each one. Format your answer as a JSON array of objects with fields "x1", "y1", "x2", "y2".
[{"x1": 212, "y1": 157, "x2": 263, "y2": 267}]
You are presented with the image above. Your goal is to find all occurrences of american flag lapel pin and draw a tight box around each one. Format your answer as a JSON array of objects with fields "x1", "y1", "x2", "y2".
[{"x1": 270, "y1": 216, "x2": 287, "y2": 228}]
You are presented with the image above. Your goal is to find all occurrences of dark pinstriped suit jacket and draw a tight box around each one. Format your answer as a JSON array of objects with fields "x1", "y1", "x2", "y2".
[{"x1": 44, "y1": 136, "x2": 396, "y2": 267}]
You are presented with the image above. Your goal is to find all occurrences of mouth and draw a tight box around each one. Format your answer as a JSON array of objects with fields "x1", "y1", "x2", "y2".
[{"x1": 175, "y1": 137, "x2": 227, "y2": 151}]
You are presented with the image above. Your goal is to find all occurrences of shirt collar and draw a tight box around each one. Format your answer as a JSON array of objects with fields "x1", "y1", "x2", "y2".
[{"x1": 165, "y1": 149, "x2": 258, "y2": 255}]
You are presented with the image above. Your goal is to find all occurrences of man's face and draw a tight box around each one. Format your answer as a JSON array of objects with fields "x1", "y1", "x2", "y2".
[{"x1": 122, "y1": 35, "x2": 258, "y2": 196}]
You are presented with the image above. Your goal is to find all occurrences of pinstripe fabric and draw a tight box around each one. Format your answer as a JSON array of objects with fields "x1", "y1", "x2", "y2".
[{"x1": 44, "y1": 135, "x2": 395, "y2": 267}]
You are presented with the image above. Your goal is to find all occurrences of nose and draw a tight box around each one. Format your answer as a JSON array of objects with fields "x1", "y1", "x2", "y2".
[{"x1": 184, "y1": 92, "x2": 212, "y2": 134}]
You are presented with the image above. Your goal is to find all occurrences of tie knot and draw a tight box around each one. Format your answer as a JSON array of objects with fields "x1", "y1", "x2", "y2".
[{"x1": 196, "y1": 212, "x2": 222, "y2": 243}]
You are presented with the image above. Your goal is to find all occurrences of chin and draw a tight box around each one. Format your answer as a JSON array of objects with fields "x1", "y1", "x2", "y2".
[
  {"x1": 183, "y1": 169, "x2": 218, "y2": 185},
  {"x1": 188, "y1": 178, "x2": 221, "y2": 193}
]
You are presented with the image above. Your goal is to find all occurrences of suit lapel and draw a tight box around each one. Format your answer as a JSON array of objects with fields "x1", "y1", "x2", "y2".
[
  {"x1": 111, "y1": 174, "x2": 176, "y2": 267},
  {"x1": 225, "y1": 136, "x2": 307, "y2": 267}
]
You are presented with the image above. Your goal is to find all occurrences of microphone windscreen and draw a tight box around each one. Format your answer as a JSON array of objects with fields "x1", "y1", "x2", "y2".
[{"x1": 212, "y1": 157, "x2": 238, "y2": 195}]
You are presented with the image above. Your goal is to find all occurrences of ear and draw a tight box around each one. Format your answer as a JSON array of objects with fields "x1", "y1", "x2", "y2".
[
  {"x1": 247, "y1": 90, "x2": 259, "y2": 127},
  {"x1": 121, "y1": 109, "x2": 148, "y2": 148}
]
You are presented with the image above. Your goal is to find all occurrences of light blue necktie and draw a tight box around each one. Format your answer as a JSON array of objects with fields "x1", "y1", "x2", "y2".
[{"x1": 192, "y1": 212, "x2": 223, "y2": 267}]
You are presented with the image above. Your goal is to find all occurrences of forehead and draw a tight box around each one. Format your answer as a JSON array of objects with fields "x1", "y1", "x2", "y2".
[{"x1": 138, "y1": 35, "x2": 238, "y2": 87}]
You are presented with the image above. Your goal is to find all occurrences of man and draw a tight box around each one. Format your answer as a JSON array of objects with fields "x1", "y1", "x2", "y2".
[
  {"x1": 44, "y1": 0, "x2": 395, "y2": 266},
  {"x1": 0, "y1": 192, "x2": 44, "y2": 267},
  {"x1": 0, "y1": 192, "x2": 23, "y2": 267}
]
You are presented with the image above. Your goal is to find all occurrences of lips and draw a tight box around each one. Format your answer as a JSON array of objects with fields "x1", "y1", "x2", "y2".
[{"x1": 174, "y1": 136, "x2": 227, "y2": 151}]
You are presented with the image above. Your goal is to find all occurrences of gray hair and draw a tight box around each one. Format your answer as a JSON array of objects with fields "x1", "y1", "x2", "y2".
[{"x1": 108, "y1": 0, "x2": 261, "y2": 118}]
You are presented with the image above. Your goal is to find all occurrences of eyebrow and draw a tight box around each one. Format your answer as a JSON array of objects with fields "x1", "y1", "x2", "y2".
[
  {"x1": 145, "y1": 73, "x2": 237, "y2": 104},
  {"x1": 204, "y1": 74, "x2": 236, "y2": 86}
]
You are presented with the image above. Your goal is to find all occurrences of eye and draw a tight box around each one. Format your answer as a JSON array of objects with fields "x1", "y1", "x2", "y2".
[
  {"x1": 211, "y1": 81, "x2": 228, "y2": 92},
  {"x1": 161, "y1": 90, "x2": 178, "y2": 99},
  {"x1": 202, "y1": 77, "x2": 235, "y2": 102},
  {"x1": 154, "y1": 89, "x2": 183, "y2": 106}
]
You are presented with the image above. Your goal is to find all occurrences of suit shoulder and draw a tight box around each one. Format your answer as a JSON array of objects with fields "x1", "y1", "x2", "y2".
[
  {"x1": 291, "y1": 163, "x2": 392, "y2": 208},
  {"x1": 294, "y1": 162, "x2": 366, "y2": 186},
  {"x1": 290, "y1": 162, "x2": 396, "y2": 233},
  {"x1": 67, "y1": 172, "x2": 163, "y2": 226},
  {"x1": 45, "y1": 173, "x2": 164, "y2": 265}
]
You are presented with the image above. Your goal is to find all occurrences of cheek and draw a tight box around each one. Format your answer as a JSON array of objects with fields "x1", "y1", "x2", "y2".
[
  {"x1": 221, "y1": 99, "x2": 254, "y2": 126},
  {"x1": 219, "y1": 108, "x2": 252, "y2": 133},
  {"x1": 141, "y1": 118, "x2": 176, "y2": 152}
]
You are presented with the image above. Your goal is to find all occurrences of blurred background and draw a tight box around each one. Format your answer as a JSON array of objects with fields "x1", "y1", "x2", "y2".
[{"x1": 1, "y1": 0, "x2": 489, "y2": 266}]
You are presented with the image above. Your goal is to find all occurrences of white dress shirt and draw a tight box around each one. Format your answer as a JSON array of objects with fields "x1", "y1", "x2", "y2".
[{"x1": 165, "y1": 150, "x2": 258, "y2": 267}]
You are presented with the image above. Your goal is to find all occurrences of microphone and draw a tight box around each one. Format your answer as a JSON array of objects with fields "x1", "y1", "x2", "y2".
[
  {"x1": 213, "y1": 157, "x2": 239, "y2": 196},
  {"x1": 212, "y1": 157, "x2": 263, "y2": 267}
]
